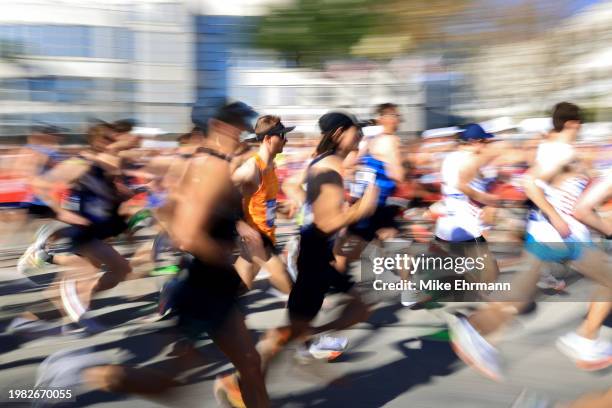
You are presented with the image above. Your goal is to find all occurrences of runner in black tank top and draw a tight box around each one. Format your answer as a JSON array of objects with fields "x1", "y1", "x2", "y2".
[
  {"x1": 215, "y1": 111, "x2": 379, "y2": 405},
  {"x1": 77, "y1": 102, "x2": 270, "y2": 408}
]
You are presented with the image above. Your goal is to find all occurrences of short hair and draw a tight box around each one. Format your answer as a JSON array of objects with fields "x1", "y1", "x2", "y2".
[
  {"x1": 87, "y1": 123, "x2": 113, "y2": 145},
  {"x1": 375, "y1": 103, "x2": 398, "y2": 116},
  {"x1": 254, "y1": 115, "x2": 281, "y2": 137},
  {"x1": 112, "y1": 119, "x2": 136, "y2": 133},
  {"x1": 552, "y1": 102, "x2": 581, "y2": 132}
]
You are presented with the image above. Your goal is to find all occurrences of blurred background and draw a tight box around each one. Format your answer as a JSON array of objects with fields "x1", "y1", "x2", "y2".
[{"x1": 0, "y1": 0, "x2": 611, "y2": 140}]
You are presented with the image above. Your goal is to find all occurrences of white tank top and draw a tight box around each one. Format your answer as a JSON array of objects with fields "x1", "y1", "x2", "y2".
[
  {"x1": 526, "y1": 142, "x2": 591, "y2": 242},
  {"x1": 435, "y1": 151, "x2": 488, "y2": 241}
]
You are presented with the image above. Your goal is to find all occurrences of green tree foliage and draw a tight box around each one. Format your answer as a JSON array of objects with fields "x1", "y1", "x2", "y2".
[{"x1": 254, "y1": 0, "x2": 472, "y2": 65}]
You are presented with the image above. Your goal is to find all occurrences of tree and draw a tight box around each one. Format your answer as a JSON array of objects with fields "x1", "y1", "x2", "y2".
[
  {"x1": 254, "y1": 0, "x2": 382, "y2": 67},
  {"x1": 254, "y1": 0, "x2": 472, "y2": 66}
]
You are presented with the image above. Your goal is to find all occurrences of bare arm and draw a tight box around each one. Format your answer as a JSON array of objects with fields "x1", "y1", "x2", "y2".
[
  {"x1": 522, "y1": 161, "x2": 566, "y2": 221},
  {"x1": 376, "y1": 135, "x2": 404, "y2": 183},
  {"x1": 522, "y1": 159, "x2": 573, "y2": 237},
  {"x1": 310, "y1": 169, "x2": 379, "y2": 235},
  {"x1": 282, "y1": 167, "x2": 307, "y2": 207},
  {"x1": 231, "y1": 157, "x2": 259, "y2": 194},
  {"x1": 457, "y1": 158, "x2": 498, "y2": 206},
  {"x1": 31, "y1": 158, "x2": 89, "y2": 210},
  {"x1": 573, "y1": 175, "x2": 612, "y2": 236}
]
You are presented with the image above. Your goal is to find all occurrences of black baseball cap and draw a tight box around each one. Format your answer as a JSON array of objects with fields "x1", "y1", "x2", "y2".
[
  {"x1": 213, "y1": 101, "x2": 258, "y2": 133},
  {"x1": 318, "y1": 111, "x2": 369, "y2": 134},
  {"x1": 245, "y1": 121, "x2": 296, "y2": 142}
]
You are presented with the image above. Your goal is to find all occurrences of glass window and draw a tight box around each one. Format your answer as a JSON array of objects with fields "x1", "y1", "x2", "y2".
[
  {"x1": 0, "y1": 24, "x2": 91, "y2": 57},
  {"x1": 114, "y1": 28, "x2": 134, "y2": 60}
]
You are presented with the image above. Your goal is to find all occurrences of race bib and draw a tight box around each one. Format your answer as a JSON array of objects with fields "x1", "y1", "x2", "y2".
[
  {"x1": 266, "y1": 199, "x2": 276, "y2": 227},
  {"x1": 351, "y1": 168, "x2": 376, "y2": 197}
]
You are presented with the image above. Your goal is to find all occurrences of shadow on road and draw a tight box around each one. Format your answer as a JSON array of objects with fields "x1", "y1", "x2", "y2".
[{"x1": 273, "y1": 337, "x2": 460, "y2": 408}]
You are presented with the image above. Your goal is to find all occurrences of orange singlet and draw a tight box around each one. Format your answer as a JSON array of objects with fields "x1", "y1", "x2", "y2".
[{"x1": 243, "y1": 154, "x2": 279, "y2": 244}]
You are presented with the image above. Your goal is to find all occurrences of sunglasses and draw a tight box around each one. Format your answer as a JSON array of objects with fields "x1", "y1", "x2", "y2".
[{"x1": 270, "y1": 132, "x2": 287, "y2": 142}]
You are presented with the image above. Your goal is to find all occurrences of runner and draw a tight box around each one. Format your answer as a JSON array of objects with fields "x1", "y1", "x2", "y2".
[
  {"x1": 214, "y1": 111, "x2": 379, "y2": 407},
  {"x1": 336, "y1": 103, "x2": 404, "y2": 273},
  {"x1": 431, "y1": 123, "x2": 501, "y2": 295},
  {"x1": 16, "y1": 124, "x2": 66, "y2": 276},
  {"x1": 448, "y1": 102, "x2": 612, "y2": 381},
  {"x1": 556, "y1": 169, "x2": 612, "y2": 370},
  {"x1": 27, "y1": 123, "x2": 135, "y2": 330},
  {"x1": 33, "y1": 102, "x2": 269, "y2": 408},
  {"x1": 233, "y1": 115, "x2": 296, "y2": 294}
]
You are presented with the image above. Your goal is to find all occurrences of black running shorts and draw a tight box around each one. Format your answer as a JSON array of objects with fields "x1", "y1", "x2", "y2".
[{"x1": 287, "y1": 225, "x2": 354, "y2": 322}]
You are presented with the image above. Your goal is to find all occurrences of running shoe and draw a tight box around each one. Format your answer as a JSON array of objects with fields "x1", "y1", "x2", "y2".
[
  {"x1": 158, "y1": 276, "x2": 182, "y2": 316},
  {"x1": 150, "y1": 264, "x2": 180, "y2": 277},
  {"x1": 556, "y1": 332, "x2": 612, "y2": 371},
  {"x1": 6, "y1": 316, "x2": 62, "y2": 339},
  {"x1": 401, "y1": 289, "x2": 421, "y2": 308},
  {"x1": 447, "y1": 315, "x2": 503, "y2": 381},
  {"x1": 536, "y1": 268, "x2": 566, "y2": 291},
  {"x1": 17, "y1": 224, "x2": 54, "y2": 277},
  {"x1": 295, "y1": 335, "x2": 348, "y2": 363},
  {"x1": 127, "y1": 209, "x2": 153, "y2": 233},
  {"x1": 214, "y1": 373, "x2": 245, "y2": 408}
]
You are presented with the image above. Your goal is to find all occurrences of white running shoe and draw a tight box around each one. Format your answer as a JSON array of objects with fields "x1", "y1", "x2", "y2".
[
  {"x1": 536, "y1": 268, "x2": 566, "y2": 291},
  {"x1": 448, "y1": 315, "x2": 504, "y2": 381},
  {"x1": 295, "y1": 335, "x2": 348, "y2": 363},
  {"x1": 556, "y1": 332, "x2": 612, "y2": 371},
  {"x1": 401, "y1": 289, "x2": 420, "y2": 308},
  {"x1": 17, "y1": 224, "x2": 54, "y2": 277}
]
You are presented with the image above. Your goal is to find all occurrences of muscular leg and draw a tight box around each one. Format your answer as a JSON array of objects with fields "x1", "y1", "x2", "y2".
[
  {"x1": 209, "y1": 308, "x2": 269, "y2": 408},
  {"x1": 577, "y1": 300, "x2": 612, "y2": 340}
]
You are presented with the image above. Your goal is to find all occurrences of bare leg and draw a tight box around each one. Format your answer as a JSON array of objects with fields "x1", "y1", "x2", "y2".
[
  {"x1": 469, "y1": 252, "x2": 544, "y2": 337},
  {"x1": 310, "y1": 291, "x2": 370, "y2": 335},
  {"x1": 576, "y1": 300, "x2": 611, "y2": 340},
  {"x1": 564, "y1": 388, "x2": 612, "y2": 408},
  {"x1": 258, "y1": 255, "x2": 292, "y2": 294},
  {"x1": 235, "y1": 256, "x2": 258, "y2": 290},
  {"x1": 209, "y1": 308, "x2": 269, "y2": 408},
  {"x1": 333, "y1": 234, "x2": 368, "y2": 274},
  {"x1": 569, "y1": 246, "x2": 612, "y2": 290},
  {"x1": 257, "y1": 319, "x2": 311, "y2": 377}
]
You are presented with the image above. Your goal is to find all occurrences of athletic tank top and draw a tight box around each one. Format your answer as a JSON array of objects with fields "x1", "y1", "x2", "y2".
[
  {"x1": 526, "y1": 142, "x2": 591, "y2": 242},
  {"x1": 242, "y1": 154, "x2": 279, "y2": 243},
  {"x1": 350, "y1": 154, "x2": 396, "y2": 206},
  {"x1": 61, "y1": 156, "x2": 122, "y2": 224},
  {"x1": 301, "y1": 151, "x2": 338, "y2": 231},
  {"x1": 435, "y1": 151, "x2": 489, "y2": 241}
]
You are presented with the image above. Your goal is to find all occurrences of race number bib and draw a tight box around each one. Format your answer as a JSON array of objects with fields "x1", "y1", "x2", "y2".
[
  {"x1": 266, "y1": 199, "x2": 276, "y2": 227},
  {"x1": 350, "y1": 168, "x2": 376, "y2": 198}
]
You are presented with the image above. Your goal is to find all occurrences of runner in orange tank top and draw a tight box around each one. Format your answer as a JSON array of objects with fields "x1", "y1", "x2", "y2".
[{"x1": 232, "y1": 115, "x2": 297, "y2": 295}]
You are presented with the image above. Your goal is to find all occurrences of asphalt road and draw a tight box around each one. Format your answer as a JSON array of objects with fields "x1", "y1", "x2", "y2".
[{"x1": 0, "y1": 225, "x2": 610, "y2": 408}]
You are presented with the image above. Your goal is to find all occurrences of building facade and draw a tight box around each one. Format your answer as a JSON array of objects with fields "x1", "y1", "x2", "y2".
[{"x1": 0, "y1": 0, "x2": 194, "y2": 136}]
